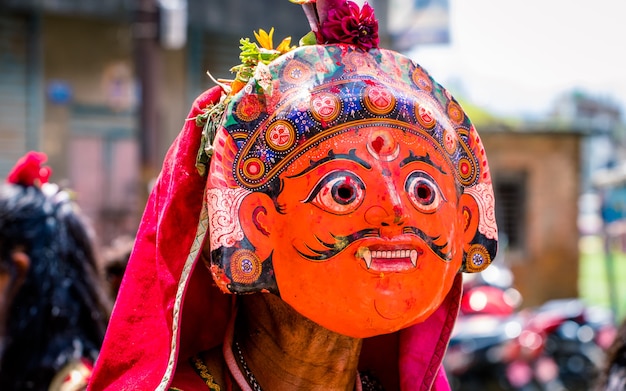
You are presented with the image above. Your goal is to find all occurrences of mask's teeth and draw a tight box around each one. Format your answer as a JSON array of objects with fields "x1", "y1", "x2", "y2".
[
  {"x1": 363, "y1": 248, "x2": 372, "y2": 269},
  {"x1": 410, "y1": 249, "x2": 418, "y2": 267}
]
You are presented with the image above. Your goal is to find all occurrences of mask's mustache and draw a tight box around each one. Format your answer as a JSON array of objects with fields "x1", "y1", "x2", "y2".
[{"x1": 296, "y1": 227, "x2": 451, "y2": 261}]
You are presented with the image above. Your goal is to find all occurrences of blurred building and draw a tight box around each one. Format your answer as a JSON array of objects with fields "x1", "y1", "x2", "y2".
[{"x1": 480, "y1": 126, "x2": 583, "y2": 307}]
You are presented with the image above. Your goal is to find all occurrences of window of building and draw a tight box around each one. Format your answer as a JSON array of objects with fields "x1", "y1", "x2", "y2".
[{"x1": 494, "y1": 172, "x2": 527, "y2": 251}]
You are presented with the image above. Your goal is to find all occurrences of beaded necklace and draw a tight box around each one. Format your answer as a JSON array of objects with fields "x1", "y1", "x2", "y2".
[{"x1": 232, "y1": 341, "x2": 263, "y2": 391}]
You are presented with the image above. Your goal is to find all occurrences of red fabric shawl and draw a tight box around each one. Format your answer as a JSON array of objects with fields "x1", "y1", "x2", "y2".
[{"x1": 87, "y1": 86, "x2": 461, "y2": 391}]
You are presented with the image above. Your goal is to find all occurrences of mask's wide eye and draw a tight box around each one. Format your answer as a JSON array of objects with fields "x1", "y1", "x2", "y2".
[
  {"x1": 304, "y1": 171, "x2": 365, "y2": 215},
  {"x1": 405, "y1": 171, "x2": 445, "y2": 213}
]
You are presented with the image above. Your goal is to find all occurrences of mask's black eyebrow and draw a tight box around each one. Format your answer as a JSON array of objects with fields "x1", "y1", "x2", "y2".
[
  {"x1": 287, "y1": 149, "x2": 372, "y2": 178},
  {"x1": 400, "y1": 151, "x2": 448, "y2": 175}
]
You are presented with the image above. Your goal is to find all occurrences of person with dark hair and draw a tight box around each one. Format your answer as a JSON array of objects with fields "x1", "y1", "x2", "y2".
[
  {"x1": 102, "y1": 235, "x2": 134, "y2": 300},
  {"x1": 596, "y1": 317, "x2": 626, "y2": 390},
  {"x1": 89, "y1": 1, "x2": 498, "y2": 390},
  {"x1": 0, "y1": 151, "x2": 111, "y2": 391}
]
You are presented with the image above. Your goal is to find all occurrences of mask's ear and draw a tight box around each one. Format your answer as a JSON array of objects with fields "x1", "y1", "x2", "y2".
[
  {"x1": 460, "y1": 193, "x2": 480, "y2": 245},
  {"x1": 239, "y1": 191, "x2": 277, "y2": 263},
  {"x1": 206, "y1": 191, "x2": 279, "y2": 295},
  {"x1": 459, "y1": 193, "x2": 493, "y2": 273}
]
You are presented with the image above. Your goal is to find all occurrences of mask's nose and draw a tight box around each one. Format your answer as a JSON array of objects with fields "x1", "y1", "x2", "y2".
[{"x1": 364, "y1": 184, "x2": 410, "y2": 238}]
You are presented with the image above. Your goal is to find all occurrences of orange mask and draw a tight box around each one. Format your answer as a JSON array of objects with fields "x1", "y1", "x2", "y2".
[{"x1": 205, "y1": 44, "x2": 498, "y2": 338}]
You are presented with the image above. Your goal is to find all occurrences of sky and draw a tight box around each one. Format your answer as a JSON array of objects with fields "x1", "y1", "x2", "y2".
[{"x1": 401, "y1": 0, "x2": 626, "y2": 120}]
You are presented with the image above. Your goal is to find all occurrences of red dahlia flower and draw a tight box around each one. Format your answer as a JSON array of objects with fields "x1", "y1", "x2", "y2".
[{"x1": 319, "y1": 1, "x2": 379, "y2": 50}]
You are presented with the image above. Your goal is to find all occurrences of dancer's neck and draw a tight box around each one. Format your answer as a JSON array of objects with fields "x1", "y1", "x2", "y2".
[{"x1": 232, "y1": 293, "x2": 363, "y2": 391}]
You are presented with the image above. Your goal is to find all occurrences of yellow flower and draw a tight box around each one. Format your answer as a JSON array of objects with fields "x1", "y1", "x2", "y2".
[
  {"x1": 254, "y1": 27, "x2": 296, "y2": 54},
  {"x1": 276, "y1": 37, "x2": 296, "y2": 54},
  {"x1": 254, "y1": 28, "x2": 275, "y2": 50}
]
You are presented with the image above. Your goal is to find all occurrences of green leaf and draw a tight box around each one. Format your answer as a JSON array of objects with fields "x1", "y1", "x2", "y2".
[{"x1": 299, "y1": 31, "x2": 317, "y2": 46}]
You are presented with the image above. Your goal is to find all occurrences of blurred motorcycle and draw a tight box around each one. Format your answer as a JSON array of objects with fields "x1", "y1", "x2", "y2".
[
  {"x1": 445, "y1": 264, "x2": 616, "y2": 391},
  {"x1": 502, "y1": 298, "x2": 616, "y2": 391}
]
